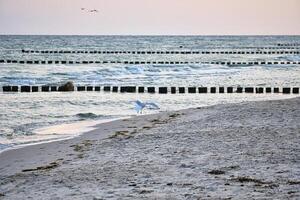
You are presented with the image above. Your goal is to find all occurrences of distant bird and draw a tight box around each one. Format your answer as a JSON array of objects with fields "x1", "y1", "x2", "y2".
[
  {"x1": 134, "y1": 100, "x2": 160, "y2": 114},
  {"x1": 80, "y1": 8, "x2": 99, "y2": 14},
  {"x1": 89, "y1": 9, "x2": 99, "y2": 13}
]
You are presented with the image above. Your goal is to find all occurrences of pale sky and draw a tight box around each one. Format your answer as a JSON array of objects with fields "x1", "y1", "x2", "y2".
[{"x1": 0, "y1": 0, "x2": 299, "y2": 35}]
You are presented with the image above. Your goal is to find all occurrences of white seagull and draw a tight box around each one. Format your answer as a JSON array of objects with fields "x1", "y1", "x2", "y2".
[{"x1": 134, "y1": 100, "x2": 160, "y2": 114}]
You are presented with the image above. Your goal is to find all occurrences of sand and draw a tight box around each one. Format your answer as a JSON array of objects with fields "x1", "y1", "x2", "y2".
[{"x1": 0, "y1": 98, "x2": 299, "y2": 199}]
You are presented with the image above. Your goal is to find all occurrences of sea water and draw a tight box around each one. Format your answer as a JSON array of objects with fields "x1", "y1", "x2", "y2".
[{"x1": 0, "y1": 35, "x2": 300, "y2": 151}]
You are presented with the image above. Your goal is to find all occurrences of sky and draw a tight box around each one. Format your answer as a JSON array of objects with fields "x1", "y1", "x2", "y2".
[{"x1": 0, "y1": 0, "x2": 299, "y2": 35}]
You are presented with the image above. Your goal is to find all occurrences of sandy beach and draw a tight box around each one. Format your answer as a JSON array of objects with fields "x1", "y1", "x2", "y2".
[{"x1": 0, "y1": 98, "x2": 299, "y2": 199}]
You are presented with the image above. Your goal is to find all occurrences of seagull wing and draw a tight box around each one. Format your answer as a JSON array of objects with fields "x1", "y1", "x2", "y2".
[{"x1": 144, "y1": 102, "x2": 160, "y2": 110}]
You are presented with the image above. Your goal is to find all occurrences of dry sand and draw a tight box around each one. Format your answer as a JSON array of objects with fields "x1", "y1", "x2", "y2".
[{"x1": 0, "y1": 98, "x2": 299, "y2": 199}]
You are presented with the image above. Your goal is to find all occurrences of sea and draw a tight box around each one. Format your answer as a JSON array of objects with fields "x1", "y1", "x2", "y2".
[{"x1": 0, "y1": 35, "x2": 300, "y2": 151}]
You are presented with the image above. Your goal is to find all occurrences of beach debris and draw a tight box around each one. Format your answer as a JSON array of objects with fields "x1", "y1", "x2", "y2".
[
  {"x1": 70, "y1": 140, "x2": 93, "y2": 152},
  {"x1": 208, "y1": 169, "x2": 226, "y2": 175},
  {"x1": 134, "y1": 100, "x2": 160, "y2": 114},
  {"x1": 22, "y1": 160, "x2": 60, "y2": 172},
  {"x1": 150, "y1": 113, "x2": 181, "y2": 125},
  {"x1": 207, "y1": 166, "x2": 239, "y2": 175},
  {"x1": 142, "y1": 126, "x2": 152, "y2": 130},
  {"x1": 58, "y1": 81, "x2": 74, "y2": 92},
  {"x1": 137, "y1": 189, "x2": 154, "y2": 194},
  {"x1": 151, "y1": 119, "x2": 167, "y2": 125},
  {"x1": 77, "y1": 154, "x2": 84, "y2": 159},
  {"x1": 69, "y1": 140, "x2": 94, "y2": 159},
  {"x1": 169, "y1": 113, "x2": 181, "y2": 118},
  {"x1": 179, "y1": 163, "x2": 193, "y2": 168},
  {"x1": 233, "y1": 176, "x2": 267, "y2": 184},
  {"x1": 71, "y1": 144, "x2": 84, "y2": 152},
  {"x1": 127, "y1": 126, "x2": 137, "y2": 128},
  {"x1": 287, "y1": 180, "x2": 300, "y2": 185},
  {"x1": 231, "y1": 176, "x2": 278, "y2": 188},
  {"x1": 128, "y1": 183, "x2": 137, "y2": 187},
  {"x1": 109, "y1": 130, "x2": 132, "y2": 139}
]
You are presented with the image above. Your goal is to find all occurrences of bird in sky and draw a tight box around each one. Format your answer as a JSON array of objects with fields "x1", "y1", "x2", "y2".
[
  {"x1": 89, "y1": 9, "x2": 99, "y2": 13},
  {"x1": 80, "y1": 8, "x2": 99, "y2": 14}
]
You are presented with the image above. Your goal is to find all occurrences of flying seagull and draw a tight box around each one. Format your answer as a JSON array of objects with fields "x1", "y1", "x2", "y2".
[
  {"x1": 134, "y1": 100, "x2": 160, "y2": 114},
  {"x1": 80, "y1": 8, "x2": 99, "y2": 14},
  {"x1": 89, "y1": 9, "x2": 99, "y2": 13}
]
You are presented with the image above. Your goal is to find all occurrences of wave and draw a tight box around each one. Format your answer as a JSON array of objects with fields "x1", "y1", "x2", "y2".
[
  {"x1": 76, "y1": 112, "x2": 102, "y2": 119},
  {"x1": 50, "y1": 72, "x2": 70, "y2": 76}
]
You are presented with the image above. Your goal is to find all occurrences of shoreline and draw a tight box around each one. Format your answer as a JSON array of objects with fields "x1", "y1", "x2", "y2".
[
  {"x1": 0, "y1": 97, "x2": 299, "y2": 199},
  {"x1": 0, "y1": 117, "x2": 130, "y2": 154},
  {"x1": 0, "y1": 108, "x2": 176, "y2": 176},
  {"x1": 1, "y1": 94, "x2": 297, "y2": 154},
  {"x1": 0, "y1": 97, "x2": 297, "y2": 171}
]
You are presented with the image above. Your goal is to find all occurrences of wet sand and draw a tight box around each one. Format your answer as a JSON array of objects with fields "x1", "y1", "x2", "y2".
[{"x1": 0, "y1": 98, "x2": 299, "y2": 199}]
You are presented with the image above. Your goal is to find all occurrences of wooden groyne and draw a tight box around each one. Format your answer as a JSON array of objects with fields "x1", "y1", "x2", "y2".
[
  {"x1": 1, "y1": 85, "x2": 299, "y2": 94},
  {"x1": 1, "y1": 60, "x2": 299, "y2": 65},
  {"x1": 20, "y1": 49, "x2": 300, "y2": 55},
  {"x1": 277, "y1": 43, "x2": 300, "y2": 47}
]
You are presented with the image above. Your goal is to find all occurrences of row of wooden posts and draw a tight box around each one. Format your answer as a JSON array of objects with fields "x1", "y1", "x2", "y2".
[
  {"x1": 2, "y1": 85, "x2": 299, "y2": 94},
  {"x1": 21, "y1": 49, "x2": 300, "y2": 55},
  {"x1": 1, "y1": 60, "x2": 300, "y2": 65},
  {"x1": 277, "y1": 43, "x2": 300, "y2": 47}
]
